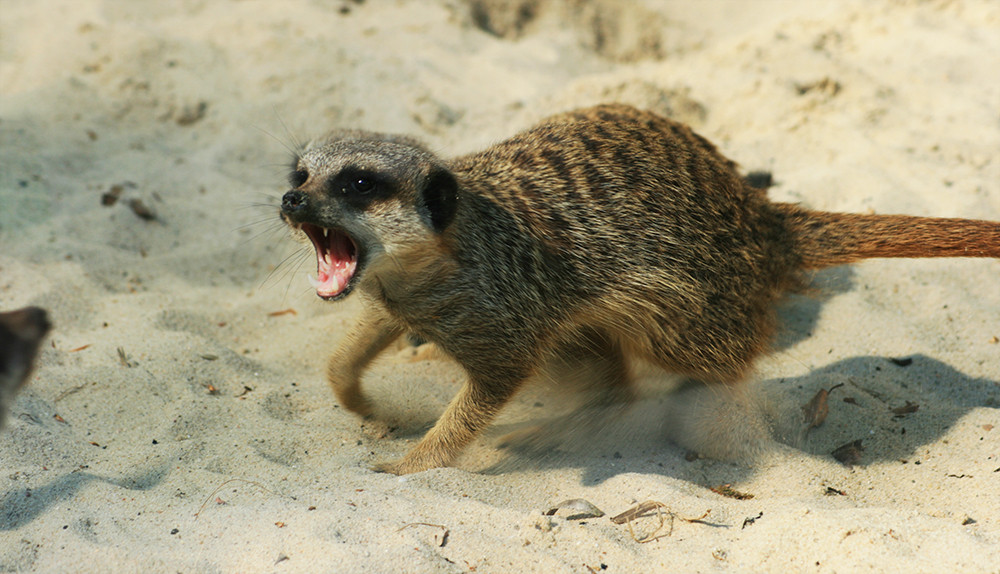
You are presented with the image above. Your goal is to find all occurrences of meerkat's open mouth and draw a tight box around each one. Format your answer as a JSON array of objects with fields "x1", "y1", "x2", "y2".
[{"x1": 300, "y1": 223, "x2": 359, "y2": 300}]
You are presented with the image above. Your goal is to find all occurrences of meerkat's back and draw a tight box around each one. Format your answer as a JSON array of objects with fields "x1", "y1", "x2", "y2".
[
  {"x1": 446, "y1": 105, "x2": 809, "y2": 382},
  {"x1": 447, "y1": 104, "x2": 999, "y2": 379}
]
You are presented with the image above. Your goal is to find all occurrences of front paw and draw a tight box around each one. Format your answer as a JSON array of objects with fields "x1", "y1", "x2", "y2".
[
  {"x1": 344, "y1": 396, "x2": 374, "y2": 417},
  {"x1": 371, "y1": 459, "x2": 409, "y2": 475},
  {"x1": 371, "y1": 457, "x2": 438, "y2": 475},
  {"x1": 333, "y1": 387, "x2": 374, "y2": 417}
]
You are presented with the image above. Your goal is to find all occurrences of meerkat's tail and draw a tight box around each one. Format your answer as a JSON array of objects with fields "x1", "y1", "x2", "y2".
[{"x1": 774, "y1": 203, "x2": 1000, "y2": 269}]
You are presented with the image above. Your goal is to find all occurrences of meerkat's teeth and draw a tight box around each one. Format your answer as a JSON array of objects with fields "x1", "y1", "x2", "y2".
[{"x1": 307, "y1": 274, "x2": 321, "y2": 289}]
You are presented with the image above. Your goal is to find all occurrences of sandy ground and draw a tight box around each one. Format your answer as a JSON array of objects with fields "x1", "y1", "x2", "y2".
[{"x1": 1, "y1": 1, "x2": 999, "y2": 572}]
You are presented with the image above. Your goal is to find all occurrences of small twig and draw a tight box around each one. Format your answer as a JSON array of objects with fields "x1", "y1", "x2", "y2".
[
  {"x1": 194, "y1": 478, "x2": 277, "y2": 520},
  {"x1": 117, "y1": 347, "x2": 137, "y2": 368},
  {"x1": 610, "y1": 501, "x2": 712, "y2": 544},
  {"x1": 398, "y1": 522, "x2": 450, "y2": 547},
  {"x1": 611, "y1": 500, "x2": 667, "y2": 525},
  {"x1": 55, "y1": 383, "x2": 90, "y2": 402}
]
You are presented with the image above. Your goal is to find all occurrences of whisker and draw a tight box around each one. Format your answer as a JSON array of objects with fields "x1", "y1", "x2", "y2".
[
  {"x1": 274, "y1": 110, "x2": 304, "y2": 153},
  {"x1": 235, "y1": 217, "x2": 284, "y2": 233},
  {"x1": 252, "y1": 123, "x2": 299, "y2": 158},
  {"x1": 239, "y1": 224, "x2": 289, "y2": 249},
  {"x1": 241, "y1": 191, "x2": 282, "y2": 205},
  {"x1": 264, "y1": 161, "x2": 300, "y2": 180},
  {"x1": 230, "y1": 203, "x2": 289, "y2": 248},
  {"x1": 260, "y1": 246, "x2": 312, "y2": 293},
  {"x1": 237, "y1": 204, "x2": 279, "y2": 214},
  {"x1": 280, "y1": 251, "x2": 314, "y2": 304}
]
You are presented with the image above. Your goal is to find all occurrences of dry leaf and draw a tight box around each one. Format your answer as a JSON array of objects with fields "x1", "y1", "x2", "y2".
[
  {"x1": 832, "y1": 439, "x2": 864, "y2": 467},
  {"x1": 268, "y1": 308, "x2": 297, "y2": 317},
  {"x1": 545, "y1": 499, "x2": 605, "y2": 520},
  {"x1": 710, "y1": 484, "x2": 754, "y2": 500},
  {"x1": 128, "y1": 198, "x2": 156, "y2": 221},
  {"x1": 802, "y1": 383, "x2": 843, "y2": 430}
]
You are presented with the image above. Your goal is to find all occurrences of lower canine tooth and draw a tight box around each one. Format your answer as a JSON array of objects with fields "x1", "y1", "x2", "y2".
[{"x1": 307, "y1": 274, "x2": 320, "y2": 289}]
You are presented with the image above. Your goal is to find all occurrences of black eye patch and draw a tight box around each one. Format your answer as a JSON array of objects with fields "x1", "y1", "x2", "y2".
[
  {"x1": 327, "y1": 168, "x2": 394, "y2": 209},
  {"x1": 288, "y1": 169, "x2": 309, "y2": 188}
]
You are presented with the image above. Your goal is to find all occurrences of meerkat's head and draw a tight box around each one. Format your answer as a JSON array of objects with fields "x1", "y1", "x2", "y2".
[{"x1": 280, "y1": 131, "x2": 458, "y2": 300}]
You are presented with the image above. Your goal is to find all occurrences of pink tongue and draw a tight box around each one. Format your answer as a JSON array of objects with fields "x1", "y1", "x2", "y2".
[
  {"x1": 315, "y1": 252, "x2": 355, "y2": 297},
  {"x1": 311, "y1": 231, "x2": 356, "y2": 297}
]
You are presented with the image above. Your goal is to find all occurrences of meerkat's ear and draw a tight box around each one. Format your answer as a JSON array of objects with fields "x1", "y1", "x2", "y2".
[{"x1": 418, "y1": 167, "x2": 458, "y2": 233}]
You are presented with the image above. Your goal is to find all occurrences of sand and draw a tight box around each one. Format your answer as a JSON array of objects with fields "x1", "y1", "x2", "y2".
[{"x1": 1, "y1": 1, "x2": 998, "y2": 572}]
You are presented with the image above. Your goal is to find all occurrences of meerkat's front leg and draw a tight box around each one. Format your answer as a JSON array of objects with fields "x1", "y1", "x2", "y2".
[
  {"x1": 374, "y1": 371, "x2": 525, "y2": 475},
  {"x1": 326, "y1": 307, "x2": 405, "y2": 416}
]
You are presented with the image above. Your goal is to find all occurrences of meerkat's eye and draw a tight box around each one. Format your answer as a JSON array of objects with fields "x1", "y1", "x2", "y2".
[
  {"x1": 349, "y1": 177, "x2": 375, "y2": 195},
  {"x1": 331, "y1": 170, "x2": 387, "y2": 206},
  {"x1": 289, "y1": 169, "x2": 308, "y2": 188}
]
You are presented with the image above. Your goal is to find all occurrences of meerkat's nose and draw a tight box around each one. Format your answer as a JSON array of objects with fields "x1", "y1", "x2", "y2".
[{"x1": 281, "y1": 190, "x2": 307, "y2": 214}]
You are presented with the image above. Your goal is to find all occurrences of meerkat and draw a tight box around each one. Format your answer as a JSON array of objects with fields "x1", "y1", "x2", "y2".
[
  {"x1": 0, "y1": 306, "x2": 50, "y2": 429},
  {"x1": 278, "y1": 104, "x2": 999, "y2": 475}
]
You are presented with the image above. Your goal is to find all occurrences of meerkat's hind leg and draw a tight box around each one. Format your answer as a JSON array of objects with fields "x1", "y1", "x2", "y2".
[
  {"x1": 658, "y1": 379, "x2": 776, "y2": 462},
  {"x1": 542, "y1": 327, "x2": 635, "y2": 407},
  {"x1": 326, "y1": 307, "x2": 405, "y2": 417},
  {"x1": 496, "y1": 327, "x2": 635, "y2": 453}
]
